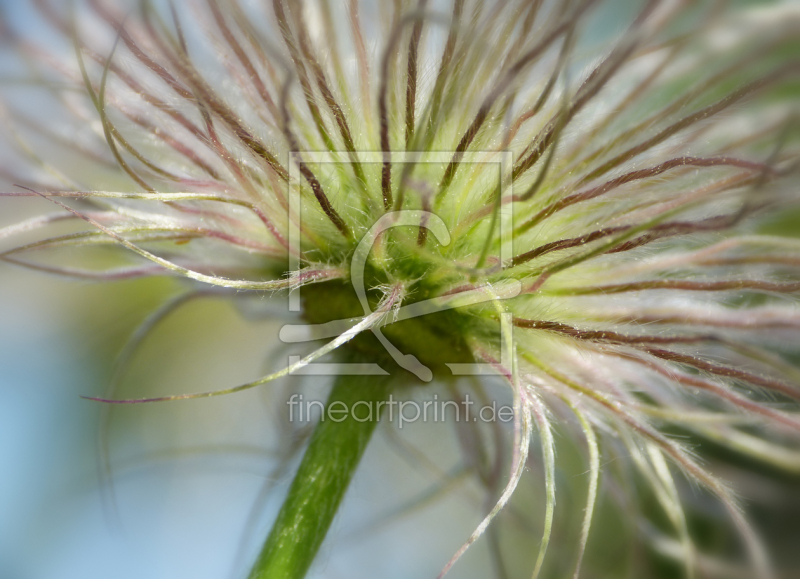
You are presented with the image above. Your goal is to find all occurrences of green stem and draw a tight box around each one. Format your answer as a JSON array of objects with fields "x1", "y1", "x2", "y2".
[{"x1": 248, "y1": 371, "x2": 393, "y2": 579}]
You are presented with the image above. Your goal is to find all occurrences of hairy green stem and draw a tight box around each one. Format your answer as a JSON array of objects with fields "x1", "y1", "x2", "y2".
[{"x1": 248, "y1": 371, "x2": 393, "y2": 579}]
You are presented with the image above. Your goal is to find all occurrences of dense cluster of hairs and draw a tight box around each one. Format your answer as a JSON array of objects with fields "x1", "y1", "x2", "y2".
[{"x1": 1, "y1": 0, "x2": 799, "y2": 577}]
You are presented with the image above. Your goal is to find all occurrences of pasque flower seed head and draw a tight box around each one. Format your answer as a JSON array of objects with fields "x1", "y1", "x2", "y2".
[{"x1": 1, "y1": 0, "x2": 799, "y2": 577}]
